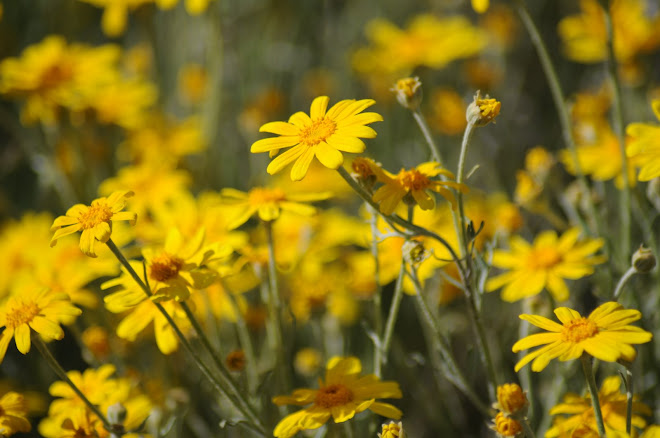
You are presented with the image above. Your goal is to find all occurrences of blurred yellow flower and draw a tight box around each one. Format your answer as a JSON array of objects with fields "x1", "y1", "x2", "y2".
[
  {"x1": 525, "y1": 146, "x2": 555, "y2": 180},
  {"x1": 353, "y1": 14, "x2": 486, "y2": 77},
  {"x1": 251, "y1": 96, "x2": 382, "y2": 181},
  {"x1": 558, "y1": 0, "x2": 660, "y2": 65},
  {"x1": 0, "y1": 392, "x2": 31, "y2": 436},
  {"x1": 491, "y1": 412, "x2": 522, "y2": 437},
  {"x1": 486, "y1": 228, "x2": 605, "y2": 302},
  {"x1": 178, "y1": 64, "x2": 207, "y2": 105},
  {"x1": 626, "y1": 99, "x2": 660, "y2": 181},
  {"x1": 472, "y1": 0, "x2": 489, "y2": 14},
  {"x1": 372, "y1": 162, "x2": 466, "y2": 215},
  {"x1": 272, "y1": 356, "x2": 402, "y2": 438},
  {"x1": 429, "y1": 88, "x2": 467, "y2": 135},
  {"x1": 155, "y1": 0, "x2": 214, "y2": 15},
  {"x1": 0, "y1": 288, "x2": 81, "y2": 363},
  {"x1": 220, "y1": 186, "x2": 332, "y2": 229},
  {"x1": 294, "y1": 348, "x2": 322, "y2": 377},
  {"x1": 79, "y1": 0, "x2": 153, "y2": 37},
  {"x1": 546, "y1": 376, "x2": 650, "y2": 437},
  {"x1": 512, "y1": 302, "x2": 652, "y2": 372},
  {"x1": 50, "y1": 191, "x2": 137, "y2": 258}
]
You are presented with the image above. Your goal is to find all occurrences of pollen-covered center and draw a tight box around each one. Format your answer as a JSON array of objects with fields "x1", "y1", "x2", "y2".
[
  {"x1": 249, "y1": 187, "x2": 287, "y2": 205},
  {"x1": 77, "y1": 203, "x2": 113, "y2": 230},
  {"x1": 527, "y1": 247, "x2": 562, "y2": 270},
  {"x1": 39, "y1": 63, "x2": 74, "y2": 90},
  {"x1": 561, "y1": 317, "x2": 599, "y2": 343},
  {"x1": 149, "y1": 253, "x2": 185, "y2": 282},
  {"x1": 299, "y1": 117, "x2": 337, "y2": 147},
  {"x1": 399, "y1": 169, "x2": 430, "y2": 191},
  {"x1": 314, "y1": 383, "x2": 354, "y2": 408},
  {"x1": 5, "y1": 300, "x2": 40, "y2": 329}
]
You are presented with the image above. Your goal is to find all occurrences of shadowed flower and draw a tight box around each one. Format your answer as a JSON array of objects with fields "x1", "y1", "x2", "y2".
[
  {"x1": 50, "y1": 191, "x2": 137, "y2": 258},
  {"x1": 486, "y1": 228, "x2": 605, "y2": 302},
  {"x1": 512, "y1": 302, "x2": 652, "y2": 372},
  {"x1": 251, "y1": 96, "x2": 382, "y2": 181},
  {"x1": 0, "y1": 392, "x2": 31, "y2": 436},
  {"x1": 0, "y1": 288, "x2": 81, "y2": 363},
  {"x1": 272, "y1": 356, "x2": 402, "y2": 438},
  {"x1": 546, "y1": 376, "x2": 651, "y2": 437}
]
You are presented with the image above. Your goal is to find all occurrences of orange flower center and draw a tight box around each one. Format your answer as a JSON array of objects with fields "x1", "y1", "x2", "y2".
[
  {"x1": 39, "y1": 63, "x2": 74, "y2": 90},
  {"x1": 527, "y1": 247, "x2": 562, "y2": 270},
  {"x1": 314, "y1": 383, "x2": 354, "y2": 408},
  {"x1": 494, "y1": 412, "x2": 522, "y2": 436},
  {"x1": 5, "y1": 300, "x2": 40, "y2": 329},
  {"x1": 78, "y1": 203, "x2": 113, "y2": 230},
  {"x1": 248, "y1": 187, "x2": 287, "y2": 205},
  {"x1": 398, "y1": 169, "x2": 430, "y2": 191},
  {"x1": 300, "y1": 117, "x2": 337, "y2": 147},
  {"x1": 561, "y1": 317, "x2": 599, "y2": 343},
  {"x1": 149, "y1": 253, "x2": 185, "y2": 282}
]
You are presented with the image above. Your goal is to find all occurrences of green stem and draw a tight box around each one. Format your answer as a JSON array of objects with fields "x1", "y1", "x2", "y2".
[
  {"x1": 379, "y1": 262, "x2": 406, "y2": 373},
  {"x1": 613, "y1": 267, "x2": 636, "y2": 300},
  {"x1": 521, "y1": 418, "x2": 537, "y2": 438},
  {"x1": 223, "y1": 282, "x2": 259, "y2": 393},
  {"x1": 514, "y1": 0, "x2": 602, "y2": 240},
  {"x1": 624, "y1": 366, "x2": 633, "y2": 435},
  {"x1": 264, "y1": 220, "x2": 289, "y2": 392},
  {"x1": 581, "y1": 354, "x2": 606, "y2": 437},
  {"x1": 369, "y1": 205, "x2": 385, "y2": 377},
  {"x1": 104, "y1": 239, "x2": 267, "y2": 437},
  {"x1": 34, "y1": 336, "x2": 113, "y2": 431},
  {"x1": 412, "y1": 108, "x2": 443, "y2": 163},
  {"x1": 456, "y1": 122, "x2": 475, "y2": 259},
  {"x1": 602, "y1": 0, "x2": 631, "y2": 261}
]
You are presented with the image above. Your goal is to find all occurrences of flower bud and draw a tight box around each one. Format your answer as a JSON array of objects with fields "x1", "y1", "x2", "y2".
[
  {"x1": 491, "y1": 412, "x2": 523, "y2": 437},
  {"x1": 466, "y1": 91, "x2": 501, "y2": 126},
  {"x1": 392, "y1": 77, "x2": 423, "y2": 111},
  {"x1": 632, "y1": 245, "x2": 656, "y2": 273},
  {"x1": 495, "y1": 383, "x2": 528, "y2": 416},
  {"x1": 379, "y1": 421, "x2": 406, "y2": 438}
]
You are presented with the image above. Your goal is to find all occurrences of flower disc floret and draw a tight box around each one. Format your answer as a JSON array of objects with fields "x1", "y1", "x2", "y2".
[{"x1": 492, "y1": 412, "x2": 522, "y2": 437}]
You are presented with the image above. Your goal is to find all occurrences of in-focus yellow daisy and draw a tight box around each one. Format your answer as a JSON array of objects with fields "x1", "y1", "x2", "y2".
[
  {"x1": 220, "y1": 186, "x2": 332, "y2": 229},
  {"x1": 50, "y1": 191, "x2": 137, "y2": 258},
  {"x1": 272, "y1": 356, "x2": 402, "y2": 438},
  {"x1": 546, "y1": 376, "x2": 651, "y2": 437},
  {"x1": 512, "y1": 302, "x2": 652, "y2": 372},
  {"x1": 0, "y1": 391, "x2": 31, "y2": 436},
  {"x1": 251, "y1": 96, "x2": 383, "y2": 181},
  {"x1": 486, "y1": 228, "x2": 605, "y2": 302},
  {"x1": 372, "y1": 162, "x2": 467, "y2": 215},
  {"x1": 0, "y1": 289, "x2": 81, "y2": 363},
  {"x1": 626, "y1": 99, "x2": 660, "y2": 181}
]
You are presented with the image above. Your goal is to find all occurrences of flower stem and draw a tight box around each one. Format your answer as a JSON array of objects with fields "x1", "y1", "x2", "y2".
[
  {"x1": 602, "y1": 0, "x2": 631, "y2": 261},
  {"x1": 369, "y1": 205, "x2": 385, "y2": 377},
  {"x1": 521, "y1": 418, "x2": 537, "y2": 438},
  {"x1": 514, "y1": 0, "x2": 602, "y2": 241},
  {"x1": 412, "y1": 108, "x2": 443, "y2": 163},
  {"x1": 379, "y1": 260, "x2": 406, "y2": 374},
  {"x1": 104, "y1": 239, "x2": 267, "y2": 437},
  {"x1": 580, "y1": 354, "x2": 606, "y2": 437},
  {"x1": 613, "y1": 266, "x2": 636, "y2": 300},
  {"x1": 264, "y1": 220, "x2": 290, "y2": 392},
  {"x1": 624, "y1": 366, "x2": 633, "y2": 435},
  {"x1": 33, "y1": 335, "x2": 113, "y2": 431}
]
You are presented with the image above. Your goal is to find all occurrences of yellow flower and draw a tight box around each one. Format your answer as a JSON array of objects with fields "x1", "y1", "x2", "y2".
[
  {"x1": 486, "y1": 228, "x2": 605, "y2": 302},
  {"x1": 220, "y1": 186, "x2": 332, "y2": 229},
  {"x1": 372, "y1": 162, "x2": 466, "y2": 215},
  {"x1": 626, "y1": 99, "x2": 660, "y2": 181},
  {"x1": 391, "y1": 77, "x2": 422, "y2": 110},
  {"x1": 272, "y1": 356, "x2": 402, "y2": 438},
  {"x1": 496, "y1": 383, "x2": 528, "y2": 415},
  {"x1": 294, "y1": 348, "x2": 322, "y2": 377},
  {"x1": 78, "y1": 0, "x2": 153, "y2": 37},
  {"x1": 0, "y1": 392, "x2": 31, "y2": 436},
  {"x1": 491, "y1": 412, "x2": 523, "y2": 437},
  {"x1": 525, "y1": 146, "x2": 555, "y2": 180},
  {"x1": 154, "y1": 0, "x2": 214, "y2": 15},
  {"x1": 546, "y1": 376, "x2": 651, "y2": 437},
  {"x1": 429, "y1": 88, "x2": 467, "y2": 135},
  {"x1": 50, "y1": 191, "x2": 137, "y2": 258},
  {"x1": 642, "y1": 426, "x2": 660, "y2": 438},
  {"x1": 251, "y1": 96, "x2": 383, "y2": 181},
  {"x1": 379, "y1": 421, "x2": 405, "y2": 438},
  {"x1": 467, "y1": 92, "x2": 501, "y2": 126},
  {"x1": 472, "y1": 0, "x2": 489, "y2": 13},
  {"x1": 512, "y1": 302, "x2": 652, "y2": 372},
  {"x1": 178, "y1": 64, "x2": 207, "y2": 105},
  {"x1": 0, "y1": 288, "x2": 81, "y2": 363}
]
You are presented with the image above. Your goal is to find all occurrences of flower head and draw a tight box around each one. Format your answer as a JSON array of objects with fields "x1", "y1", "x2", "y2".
[
  {"x1": 491, "y1": 412, "x2": 523, "y2": 437},
  {"x1": 467, "y1": 91, "x2": 501, "y2": 126},
  {"x1": 50, "y1": 191, "x2": 137, "y2": 257},
  {"x1": 372, "y1": 162, "x2": 467, "y2": 215},
  {"x1": 495, "y1": 383, "x2": 528, "y2": 416},
  {"x1": 391, "y1": 77, "x2": 422, "y2": 110},
  {"x1": 546, "y1": 376, "x2": 651, "y2": 437},
  {"x1": 626, "y1": 99, "x2": 660, "y2": 181},
  {"x1": 512, "y1": 302, "x2": 652, "y2": 372},
  {"x1": 379, "y1": 421, "x2": 405, "y2": 438},
  {"x1": 272, "y1": 356, "x2": 402, "y2": 438},
  {"x1": 0, "y1": 288, "x2": 81, "y2": 363},
  {"x1": 0, "y1": 392, "x2": 31, "y2": 436},
  {"x1": 486, "y1": 228, "x2": 605, "y2": 302},
  {"x1": 251, "y1": 96, "x2": 382, "y2": 181}
]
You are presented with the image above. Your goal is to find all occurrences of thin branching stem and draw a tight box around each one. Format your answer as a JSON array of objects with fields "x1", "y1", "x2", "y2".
[
  {"x1": 581, "y1": 354, "x2": 606, "y2": 437},
  {"x1": 613, "y1": 267, "x2": 636, "y2": 300},
  {"x1": 413, "y1": 108, "x2": 443, "y2": 163}
]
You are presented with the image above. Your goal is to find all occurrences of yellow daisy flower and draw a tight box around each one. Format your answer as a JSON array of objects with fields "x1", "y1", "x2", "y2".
[
  {"x1": 626, "y1": 99, "x2": 660, "y2": 181},
  {"x1": 220, "y1": 186, "x2": 332, "y2": 229},
  {"x1": 512, "y1": 302, "x2": 652, "y2": 372},
  {"x1": 251, "y1": 96, "x2": 383, "y2": 181},
  {"x1": 486, "y1": 228, "x2": 605, "y2": 302},
  {"x1": 50, "y1": 191, "x2": 137, "y2": 258},
  {"x1": 0, "y1": 288, "x2": 81, "y2": 363},
  {"x1": 546, "y1": 376, "x2": 651, "y2": 437},
  {"x1": 0, "y1": 391, "x2": 31, "y2": 436},
  {"x1": 272, "y1": 356, "x2": 402, "y2": 438},
  {"x1": 371, "y1": 162, "x2": 467, "y2": 215}
]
